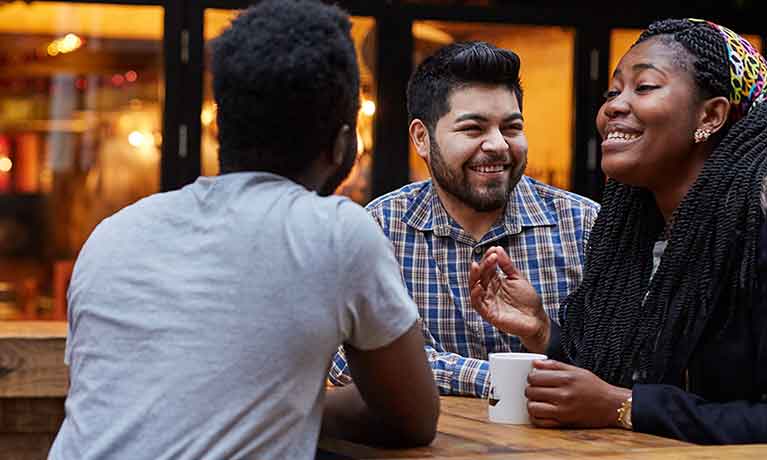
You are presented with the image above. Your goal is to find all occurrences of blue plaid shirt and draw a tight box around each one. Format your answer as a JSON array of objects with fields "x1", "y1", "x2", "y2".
[{"x1": 329, "y1": 176, "x2": 599, "y2": 397}]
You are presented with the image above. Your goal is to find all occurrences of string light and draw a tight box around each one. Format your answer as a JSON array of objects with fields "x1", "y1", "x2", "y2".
[
  {"x1": 201, "y1": 103, "x2": 216, "y2": 126},
  {"x1": 128, "y1": 131, "x2": 155, "y2": 148},
  {"x1": 47, "y1": 33, "x2": 83, "y2": 56},
  {"x1": 361, "y1": 100, "x2": 376, "y2": 117}
]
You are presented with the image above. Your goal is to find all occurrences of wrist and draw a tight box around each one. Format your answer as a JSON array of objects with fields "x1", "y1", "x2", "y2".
[
  {"x1": 612, "y1": 388, "x2": 633, "y2": 429},
  {"x1": 525, "y1": 307, "x2": 550, "y2": 354}
]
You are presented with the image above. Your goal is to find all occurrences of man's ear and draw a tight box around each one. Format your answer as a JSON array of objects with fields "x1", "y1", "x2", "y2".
[
  {"x1": 698, "y1": 96, "x2": 730, "y2": 136},
  {"x1": 409, "y1": 119, "x2": 431, "y2": 162},
  {"x1": 331, "y1": 124, "x2": 353, "y2": 166}
]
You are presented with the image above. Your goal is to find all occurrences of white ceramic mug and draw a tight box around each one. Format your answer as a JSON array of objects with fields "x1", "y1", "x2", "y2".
[{"x1": 488, "y1": 352, "x2": 547, "y2": 424}]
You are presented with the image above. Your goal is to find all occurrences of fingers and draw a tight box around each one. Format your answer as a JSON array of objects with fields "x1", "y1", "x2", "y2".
[
  {"x1": 532, "y1": 359, "x2": 573, "y2": 371},
  {"x1": 470, "y1": 278, "x2": 488, "y2": 315},
  {"x1": 490, "y1": 246, "x2": 524, "y2": 280},
  {"x1": 527, "y1": 401, "x2": 560, "y2": 423},
  {"x1": 525, "y1": 385, "x2": 565, "y2": 403},
  {"x1": 530, "y1": 416, "x2": 562, "y2": 428},
  {"x1": 469, "y1": 261, "x2": 481, "y2": 289},
  {"x1": 527, "y1": 368, "x2": 574, "y2": 388},
  {"x1": 479, "y1": 252, "x2": 498, "y2": 288}
]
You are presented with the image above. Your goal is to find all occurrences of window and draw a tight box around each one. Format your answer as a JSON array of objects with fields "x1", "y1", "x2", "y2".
[
  {"x1": 0, "y1": 2, "x2": 163, "y2": 320},
  {"x1": 411, "y1": 21, "x2": 576, "y2": 191},
  {"x1": 201, "y1": 10, "x2": 377, "y2": 204}
]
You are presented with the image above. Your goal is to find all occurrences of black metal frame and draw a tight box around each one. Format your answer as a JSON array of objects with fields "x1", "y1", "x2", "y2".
[{"x1": 18, "y1": 0, "x2": 767, "y2": 201}]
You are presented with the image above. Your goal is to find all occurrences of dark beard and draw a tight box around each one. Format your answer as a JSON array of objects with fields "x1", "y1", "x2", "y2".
[{"x1": 429, "y1": 141, "x2": 524, "y2": 212}]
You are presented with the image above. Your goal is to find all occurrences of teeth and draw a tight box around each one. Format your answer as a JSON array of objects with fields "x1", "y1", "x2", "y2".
[
  {"x1": 607, "y1": 131, "x2": 640, "y2": 141},
  {"x1": 472, "y1": 165, "x2": 505, "y2": 173}
]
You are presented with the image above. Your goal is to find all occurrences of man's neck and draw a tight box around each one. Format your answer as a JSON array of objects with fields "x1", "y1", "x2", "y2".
[{"x1": 433, "y1": 185, "x2": 506, "y2": 241}]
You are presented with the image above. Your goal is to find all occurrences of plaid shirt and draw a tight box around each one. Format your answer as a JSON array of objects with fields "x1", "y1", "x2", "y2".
[{"x1": 329, "y1": 176, "x2": 599, "y2": 397}]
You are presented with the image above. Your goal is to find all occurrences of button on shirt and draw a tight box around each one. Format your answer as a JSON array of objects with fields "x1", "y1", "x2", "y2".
[{"x1": 329, "y1": 176, "x2": 599, "y2": 397}]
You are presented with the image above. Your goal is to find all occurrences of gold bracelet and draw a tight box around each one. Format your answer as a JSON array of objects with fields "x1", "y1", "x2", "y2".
[{"x1": 616, "y1": 396, "x2": 633, "y2": 430}]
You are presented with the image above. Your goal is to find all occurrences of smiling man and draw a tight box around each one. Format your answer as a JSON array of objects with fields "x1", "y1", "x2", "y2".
[{"x1": 329, "y1": 41, "x2": 600, "y2": 397}]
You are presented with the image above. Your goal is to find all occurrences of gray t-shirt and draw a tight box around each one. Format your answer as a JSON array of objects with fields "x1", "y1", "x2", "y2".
[{"x1": 49, "y1": 172, "x2": 418, "y2": 460}]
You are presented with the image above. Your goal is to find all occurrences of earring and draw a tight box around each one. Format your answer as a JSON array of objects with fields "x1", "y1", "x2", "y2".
[{"x1": 694, "y1": 128, "x2": 712, "y2": 143}]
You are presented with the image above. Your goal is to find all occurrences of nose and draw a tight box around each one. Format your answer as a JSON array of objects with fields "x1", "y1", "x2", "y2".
[
  {"x1": 602, "y1": 91, "x2": 630, "y2": 118},
  {"x1": 481, "y1": 127, "x2": 509, "y2": 153}
]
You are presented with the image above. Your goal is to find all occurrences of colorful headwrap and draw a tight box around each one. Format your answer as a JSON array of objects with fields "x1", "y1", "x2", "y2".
[{"x1": 690, "y1": 18, "x2": 767, "y2": 123}]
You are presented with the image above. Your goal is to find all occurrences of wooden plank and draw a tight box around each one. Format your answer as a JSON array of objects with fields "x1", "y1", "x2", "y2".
[
  {"x1": 392, "y1": 445, "x2": 767, "y2": 460},
  {"x1": 319, "y1": 397, "x2": 690, "y2": 459},
  {"x1": 0, "y1": 322, "x2": 67, "y2": 339},
  {"x1": 0, "y1": 433, "x2": 57, "y2": 460},
  {"x1": 0, "y1": 398, "x2": 65, "y2": 433},
  {"x1": 0, "y1": 324, "x2": 68, "y2": 397},
  {"x1": 436, "y1": 397, "x2": 686, "y2": 452},
  {"x1": 319, "y1": 430, "x2": 535, "y2": 459}
]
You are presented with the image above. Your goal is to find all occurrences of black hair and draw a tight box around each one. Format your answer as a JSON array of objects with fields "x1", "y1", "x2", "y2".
[
  {"x1": 560, "y1": 19, "x2": 767, "y2": 387},
  {"x1": 406, "y1": 41, "x2": 523, "y2": 133},
  {"x1": 211, "y1": 0, "x2": 359, "y2": 176},
  {"x1": 636, "y1": 20, "x2": 731, "y2": 100}
]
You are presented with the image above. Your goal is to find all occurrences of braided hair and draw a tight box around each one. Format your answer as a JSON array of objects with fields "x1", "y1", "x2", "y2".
[{"x1": 560, "y1": 19, "x2": 767, "y2": 387}]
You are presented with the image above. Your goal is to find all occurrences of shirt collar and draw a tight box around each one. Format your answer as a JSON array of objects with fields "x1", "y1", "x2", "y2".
[{"x1": 402, "y1": 176, "x2": 557, "y2": 238}]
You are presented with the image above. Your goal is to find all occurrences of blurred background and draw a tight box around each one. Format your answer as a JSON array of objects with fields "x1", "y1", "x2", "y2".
[{"x1": 0, "y1": 0, "x2": 763, "y2": 320}]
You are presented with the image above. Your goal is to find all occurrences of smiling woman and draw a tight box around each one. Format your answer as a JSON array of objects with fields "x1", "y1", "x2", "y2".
[{"x1": 469, "y1": 18, "x2": 767, "y2": 444}]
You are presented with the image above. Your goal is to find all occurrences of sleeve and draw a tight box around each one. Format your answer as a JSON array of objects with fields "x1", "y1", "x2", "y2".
[
  {"x1": 336, "y1": 203, "x2": 419, "y2": 351},
  {"x1": 328, "y1": 345, "x2": 353, "y2": 386},
  {"x1": 632, "y1": 384, "x2": 767, "y2": 444},
  {"x1": 424, "y1": 342, "x2": 490, "y2": 398},
  {"x1": 329, "y1": 327, "x2": 493, "y2": 398},
  {"x1": 543, "y1": 320, "x2": 571, "y2": 364}
]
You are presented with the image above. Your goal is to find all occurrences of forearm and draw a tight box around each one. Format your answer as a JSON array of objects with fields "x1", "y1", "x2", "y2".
[
  {"x1": 322, "y1": 385, "x2": 396, "y2": 446},
  {"x1": 322, "y1": 383, "x2": 436, "y2": 447}
]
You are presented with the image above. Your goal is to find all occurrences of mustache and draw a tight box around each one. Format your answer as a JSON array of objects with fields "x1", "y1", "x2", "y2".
[{"x1": 466, "y1": 154, "x2": 512, "y2": 168}]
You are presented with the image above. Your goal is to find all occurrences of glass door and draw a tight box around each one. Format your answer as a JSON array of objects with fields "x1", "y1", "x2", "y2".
[
  {"x1": 200, "y1": 8, "x2": 378, "y2": 204},
  {"x1": 0, "y1": 1, "x2": 164, "y2": 320},
  {"x1": 411, "y1": 21, "x2": 576, "y2": 191}
]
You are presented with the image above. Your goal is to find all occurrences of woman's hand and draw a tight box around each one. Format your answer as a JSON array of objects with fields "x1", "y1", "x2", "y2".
[
  {"x1": 525, "y1": 360, "x2": 632, "y2": 428},
  {"x1": 469, "y1": 246, "x2": 550, "y2": 353}
]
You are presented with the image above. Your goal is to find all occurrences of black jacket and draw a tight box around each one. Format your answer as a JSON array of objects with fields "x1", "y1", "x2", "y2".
[{"x1": 548, "y1": 221, "x2": 767, "y2": 443}]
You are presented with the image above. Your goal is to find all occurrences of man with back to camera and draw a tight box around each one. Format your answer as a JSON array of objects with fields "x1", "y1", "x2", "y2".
[
  {"x1": 49, "y1": 2, "x2": 439, "y2": 459},
  {"x1": 330, "y1": 41, "x2": 599, "y2": 398}
]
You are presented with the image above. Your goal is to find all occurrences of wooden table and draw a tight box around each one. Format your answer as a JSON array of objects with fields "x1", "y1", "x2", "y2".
[
  {"x1": 2, "y1": 322, "x2": 766, "y2": 459},
  {"x1": 318, "y1": 396, "x2": 767, "y2": 459},
  {"x1": 0, "y1": 321, "x2": 68, "y2": 460}
]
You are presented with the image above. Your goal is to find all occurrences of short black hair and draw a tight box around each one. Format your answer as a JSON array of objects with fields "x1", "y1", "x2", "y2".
[
  {"x1": 407, "y1": 41, "x2": 523, "y2": 133},
  {"x1": 211, "y1": 0, "x2": 360, "y2": 175}
]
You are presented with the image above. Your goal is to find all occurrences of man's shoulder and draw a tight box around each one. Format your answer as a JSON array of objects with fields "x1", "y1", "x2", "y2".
[
  {"x1": 366, "y1": 180, "x2": 432, "y2": 216},
  {"x1": 521, "y1": 176, "x2": 600, "y2": 216}
]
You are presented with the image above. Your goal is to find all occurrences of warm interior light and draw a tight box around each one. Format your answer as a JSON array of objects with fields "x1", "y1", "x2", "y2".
[
  {"x1": 201, "y1": 103, "x2": 216, "y2": 126},
  {"x1": 356, "y1": 130, "x2": 364, "y2": 155},
  {"x1": 361, "y1": 100, "x2": 376, "y2": 117},
  {"x1": 412, "y1": 23, "x2": 454, "y2": 45},
  {"x1": 128, "y1": 131, "x2": 145, "y2": 147},
  {"x1": 0, "y1": 157, "x2": 12, "y2": 173},
  {"x1": 61, "y1": 33, "x2": 82, "y2": 51},
  {"x1": 47, "y1": 33, "x2": 83, "y2": 56}
]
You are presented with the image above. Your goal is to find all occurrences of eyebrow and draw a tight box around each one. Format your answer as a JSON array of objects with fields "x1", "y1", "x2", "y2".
[
  {"x1": 613, "y1": 62, "x2": 666, "y2": 78},
  {"x1": 454, "y1": 113, "x2": 524, "y2": 123}
]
